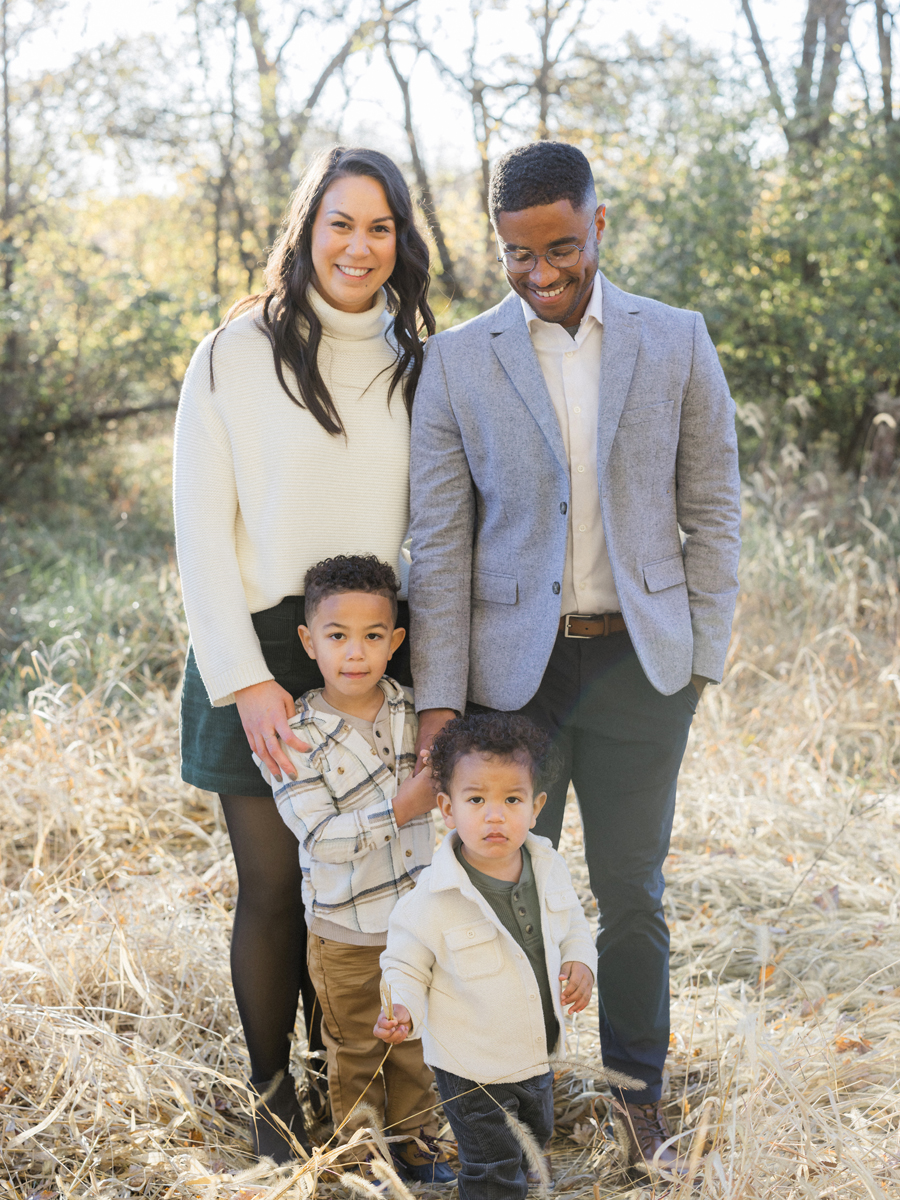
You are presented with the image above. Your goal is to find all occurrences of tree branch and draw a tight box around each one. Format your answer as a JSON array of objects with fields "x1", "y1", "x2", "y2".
[
  {"x1": 9, "y1": 399, "x2": 180, "y2": 448},
  {"x1": 382, "y1": 22, "x2": 459, "y2": 295},
  {"x1": 740, "y1": 0, "x2": 787, "y2": 123}
]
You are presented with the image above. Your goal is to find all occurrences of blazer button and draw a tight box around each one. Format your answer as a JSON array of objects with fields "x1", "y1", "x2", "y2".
[
  {"x1": 559, "y1": 502, "x2": 567, "y2": 514},
  {"x1": 552, "y1": 582, "x2": 560, "y2": 595}
]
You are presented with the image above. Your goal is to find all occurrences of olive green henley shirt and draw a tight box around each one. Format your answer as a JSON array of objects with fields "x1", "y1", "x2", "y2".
[{"x1": 454, "y1": 841, "x2": 560, "y2": 1054}]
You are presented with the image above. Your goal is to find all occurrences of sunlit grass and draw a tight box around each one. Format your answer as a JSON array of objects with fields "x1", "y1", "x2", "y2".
[
  {"x1": 0, "y1": 445, "x2": 898, "y2": 1197},
  {"x1": 0, "y1": 427, "x2": 186, "y2": 727}
]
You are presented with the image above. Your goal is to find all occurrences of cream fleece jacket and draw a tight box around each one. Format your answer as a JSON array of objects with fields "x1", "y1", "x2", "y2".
[
  {"x1": 173, "y1": 287, "x2": 410, "y2": 705},
  {"x1": 380, "y1": 832, "x2": 597, "y2": 1084}
]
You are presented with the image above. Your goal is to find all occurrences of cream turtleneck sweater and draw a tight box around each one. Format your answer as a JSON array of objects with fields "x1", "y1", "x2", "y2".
[{"x1": 173, "y1": 287, "x2": 410, "y2": 706}]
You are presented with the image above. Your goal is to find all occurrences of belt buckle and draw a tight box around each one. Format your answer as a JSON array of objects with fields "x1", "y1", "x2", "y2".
[{"x1": 564, "y1": 614, "x2": 591, "y2": 639}]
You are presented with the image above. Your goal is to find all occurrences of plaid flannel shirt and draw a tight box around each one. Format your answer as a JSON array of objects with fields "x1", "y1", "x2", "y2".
[{"x1": 256, "y1": 676, "x2": 435, "y2": 937}]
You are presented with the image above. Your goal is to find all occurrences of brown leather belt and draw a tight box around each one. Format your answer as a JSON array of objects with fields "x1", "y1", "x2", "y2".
[{"x1": 559, "y1": 613, "x2": 627, "y2": 639}]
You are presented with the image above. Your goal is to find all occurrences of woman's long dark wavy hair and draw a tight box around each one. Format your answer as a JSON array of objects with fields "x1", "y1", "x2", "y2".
[{"x1": 211, "y1": 146, "x2": 435, "y2": 435}]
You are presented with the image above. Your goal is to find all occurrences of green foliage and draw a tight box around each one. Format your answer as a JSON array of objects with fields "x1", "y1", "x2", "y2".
[
  {"x1": 568, "y1": 37, "x2": 900, "y2": 466},
  {"x1": 0, "y1": 195, "x2": 216, "y2": 490},
  {"x1": 0, "y1": 430, "x2": 186, "y2": 723}
]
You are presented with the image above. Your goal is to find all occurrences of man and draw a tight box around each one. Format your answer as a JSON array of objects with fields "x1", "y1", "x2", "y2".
[{"x1": 408, "y1": 141, "x2": 740, "y2": 1177}]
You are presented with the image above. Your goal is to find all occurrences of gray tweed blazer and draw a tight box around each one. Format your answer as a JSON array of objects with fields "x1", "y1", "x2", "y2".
[{"x1": 408, "y1": 273, "x2": 741, "y2": 712}]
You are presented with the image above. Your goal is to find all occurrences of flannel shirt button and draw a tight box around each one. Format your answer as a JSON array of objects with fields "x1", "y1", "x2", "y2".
[
  {"x1": 525, "y1": 924, "x2": 534, "y2": 933},
  {"x1": 405, "y1": 849, "x2": 412, "y2": 857}
]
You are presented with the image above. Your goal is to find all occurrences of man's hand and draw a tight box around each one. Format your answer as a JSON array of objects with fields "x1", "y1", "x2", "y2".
[
  {"x1": 690, "y1": 674, "x2": 709, "y2": 701},
  {"x1": 393, "y1": 767, "x2": 437, "y2": 827},
  {"x1": 235, "y1": 679, "x2": 311, "y2": 782},
  {"x1": 374, "y1": 1003, "x2": 412, "y2": 1043},
  {"x1": 559, "y1": 961, "x2": 593, "y2": 1015},
  {"x1": 413, "y1": 708, "x2": 457, "y2": 776}
]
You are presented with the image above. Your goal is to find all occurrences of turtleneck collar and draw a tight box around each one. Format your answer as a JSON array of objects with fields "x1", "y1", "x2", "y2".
[{"x1": 307, "y1": 283, "x2": 390, "y2": 342}]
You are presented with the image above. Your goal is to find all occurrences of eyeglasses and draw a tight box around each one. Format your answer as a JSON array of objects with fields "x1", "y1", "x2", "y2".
[{"x1": 496, "y1": 238, "x2": 590, "y2": 274}]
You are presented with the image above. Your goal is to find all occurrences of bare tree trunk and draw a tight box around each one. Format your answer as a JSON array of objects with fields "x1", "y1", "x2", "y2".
[
  {"x1": 1, "y1": 0, "x2": 15, "y2": 380},
  {"x1": 815, "y1": 0, "x2": 851, "y2": 123},
  {"x1": 795, "y1": 0, "x2": 820, "y2": 117},
  {"x1": 236, "y1": 0, "x2": 383, "y2": 249},
  {"x1": 535, "y1": 0, "x2": 552, "y2": 139},
  {"x1": 235, "y1": 0, "x2": 291, "y2": 247},
  {"x1": 741, "y1": 0, "x2": 850, "y2": 148},
  {"x1": 383, "y1": 30, "x2": 459, "y2": 296},
  {"x1": 875, "y1": 0, "x2": 894, "y2": 124}
]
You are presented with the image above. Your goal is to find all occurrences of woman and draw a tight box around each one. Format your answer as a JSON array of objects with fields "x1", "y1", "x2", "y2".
[{"x1": 173, "y1": 146, "x2": 434, "y2": 1162}]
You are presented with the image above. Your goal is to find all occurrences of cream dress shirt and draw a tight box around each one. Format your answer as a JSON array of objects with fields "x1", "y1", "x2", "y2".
[{"x1": 520, "y1": 274, "x2": 620, "y2": 615}]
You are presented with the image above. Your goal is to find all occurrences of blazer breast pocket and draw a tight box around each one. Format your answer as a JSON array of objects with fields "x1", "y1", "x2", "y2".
[
  {"x1": 444, "y1": 919, "x2": 504, "y2": 980},
  {"x1": 617, "y1": 399, "x2": 675, "y2": 428},
  {"x1": 472, "y1": 570, "x2": 518, "y2": 605}
]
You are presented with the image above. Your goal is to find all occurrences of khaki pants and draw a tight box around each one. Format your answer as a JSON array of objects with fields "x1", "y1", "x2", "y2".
[{"x1": 307, "y1": 936, "x2": 439, "y2": 1142}]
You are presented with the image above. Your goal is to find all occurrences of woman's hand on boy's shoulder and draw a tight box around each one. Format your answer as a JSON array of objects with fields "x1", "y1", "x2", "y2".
[
  {"x1": 374, "y1": 1003, "x2": 412, "y2": 1043},
  {"x1": 235, "y1": 679, "x2": 312, "y2": 781},
  {"x1": 392, "y1": 766, "x2": 437, "y2": 827},
  {"x1": 559, "y1": 961, "x2": 593, "y2": 1015}
]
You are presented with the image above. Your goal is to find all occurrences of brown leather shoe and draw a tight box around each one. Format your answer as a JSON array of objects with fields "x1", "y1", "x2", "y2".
[{"x1": 612, "y1": 1099, "x2": 686, "y2": 1178}]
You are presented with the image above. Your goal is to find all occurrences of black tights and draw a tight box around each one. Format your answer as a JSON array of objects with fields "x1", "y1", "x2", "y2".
[{"x1": 220, "y1": 793, "x2": 324, "y2": 1085}]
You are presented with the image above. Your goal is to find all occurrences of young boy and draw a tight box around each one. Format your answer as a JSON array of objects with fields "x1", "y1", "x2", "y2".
[
  {"x1": 256, "y1": 554, "x2": 453, "y2": 1183},
  {"x1": 375, "y1": 713, "x2": 597, "y2": 1200}
]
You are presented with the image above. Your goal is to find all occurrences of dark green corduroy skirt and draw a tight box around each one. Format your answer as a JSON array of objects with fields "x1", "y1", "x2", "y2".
[{"x1": 179, "y1": 596, "x2": 412, "y2": 796}]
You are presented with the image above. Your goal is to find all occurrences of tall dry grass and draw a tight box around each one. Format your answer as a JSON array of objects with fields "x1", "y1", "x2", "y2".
[{"x1": 1, "y1": 459, "x2": 899, "y2": 1198}]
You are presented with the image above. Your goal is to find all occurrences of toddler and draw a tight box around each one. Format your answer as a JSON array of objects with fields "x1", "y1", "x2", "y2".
[{"x1": 375, "y1": 712, "x2": 596, "y2": 1200}]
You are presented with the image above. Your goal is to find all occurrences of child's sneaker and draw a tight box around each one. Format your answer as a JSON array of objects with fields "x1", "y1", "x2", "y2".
[{"x1": 392, "y1": 1131, "x2": 457, "y2": 1185}]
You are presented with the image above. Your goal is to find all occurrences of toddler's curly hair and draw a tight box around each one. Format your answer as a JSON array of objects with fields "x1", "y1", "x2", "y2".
[
  {"x1": 429, "y1": 712, "x2": 553, "y2": 795},
  {"x1": 303, "y1": 554, "x2": 399, "y2": 622}
]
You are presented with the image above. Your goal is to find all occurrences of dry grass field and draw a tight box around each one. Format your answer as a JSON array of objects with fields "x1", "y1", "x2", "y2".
[{"x1": 1, "y1": 452, "x2": 899, "y2": 1198}]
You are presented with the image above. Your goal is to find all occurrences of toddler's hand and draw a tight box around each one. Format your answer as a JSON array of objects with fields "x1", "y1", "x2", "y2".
[
  {"x1": 374, "y1": 1003, "x2": 412, "y2": 1044},
  {"x1": 559, "y1": 961, "x2": 593, "y2": 1015}
]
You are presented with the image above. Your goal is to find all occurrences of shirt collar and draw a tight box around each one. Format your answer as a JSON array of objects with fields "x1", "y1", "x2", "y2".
[{"x1": 520, "y1": 271, "x2": 603, "y2": 335}]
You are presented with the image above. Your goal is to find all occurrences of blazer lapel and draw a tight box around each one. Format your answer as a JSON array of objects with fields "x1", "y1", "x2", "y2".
[
  {"x1": 489, "y1": 293, "x2": 568, "y2": 472},
  {"x1": 597, "y1": 275, "x2": 643, "y2": 476}
]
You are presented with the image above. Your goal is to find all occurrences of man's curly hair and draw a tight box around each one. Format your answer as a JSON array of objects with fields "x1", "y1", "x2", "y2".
[
  {"x1": 489, "y1": 142, "x2": 596, "y2": 223},
  {"x1": 303, "y1": 554, "x2": 399, "y2": 623},
  {"x1": 429, "y1": 712, "x2": 553, "y2": 795}
]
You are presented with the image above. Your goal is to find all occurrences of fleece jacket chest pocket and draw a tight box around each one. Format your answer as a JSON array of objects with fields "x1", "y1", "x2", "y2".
[
  {"x1": 544, "y1": 888, "x2": 577, "y2": 935},
  {"x1": 444, "y1": 919, "x2": 503, "y2": 980}
]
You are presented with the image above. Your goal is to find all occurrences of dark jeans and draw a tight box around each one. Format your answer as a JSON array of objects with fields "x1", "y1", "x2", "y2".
[
  {"x1": 471, "y1": 629, "x2": 697, "y2": 1104},
  {"x1": 433, "y1": 1067, "x2": 554, "y2": 1200}
]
